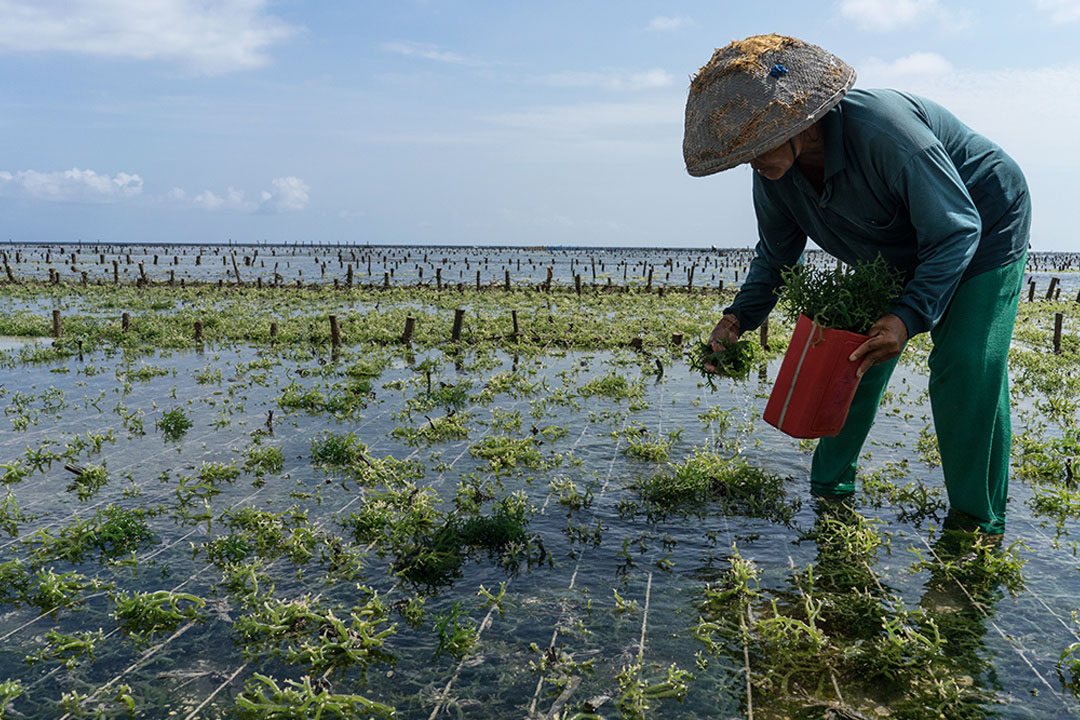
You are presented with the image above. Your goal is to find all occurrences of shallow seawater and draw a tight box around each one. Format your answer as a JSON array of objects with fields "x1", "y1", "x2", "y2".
[
  {"x1": 0, "y1": 336, "x2": 51, "y2": 351},
  {"x1": 0, "y1": 337, "x2": 1077, "y2": 719}
]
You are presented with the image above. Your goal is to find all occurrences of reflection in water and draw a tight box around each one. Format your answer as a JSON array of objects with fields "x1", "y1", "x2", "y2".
[{"x1": 695, "y1": 500, "x2": 1009, "y2": 719}]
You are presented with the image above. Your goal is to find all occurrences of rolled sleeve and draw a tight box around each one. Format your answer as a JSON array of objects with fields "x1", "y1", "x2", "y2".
[
  {"x1": 888, "y1": 144, "x2": 982, "y2": 336},
  {"x1": 725, "y1": 179, "x2": 807, "y2": 332}
]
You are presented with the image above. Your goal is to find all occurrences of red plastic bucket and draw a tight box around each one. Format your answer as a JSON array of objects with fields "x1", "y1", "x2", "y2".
[{"x1": 763, "y1": 314, "x2": 868, "y2": 439}]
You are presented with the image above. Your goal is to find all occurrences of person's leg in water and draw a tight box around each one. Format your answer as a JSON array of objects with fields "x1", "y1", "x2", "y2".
[
  {"x1": 928, "y1": 255, "x2": 1026, "y2": 534},
  {"x1": 810, "y1": 354, "x2": 901, "y2": 497}
]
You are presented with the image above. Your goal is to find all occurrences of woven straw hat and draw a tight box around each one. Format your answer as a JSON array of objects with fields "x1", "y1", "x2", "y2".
[{"x1": 683, "y1": 34, "x2": 855, "y2": 177}]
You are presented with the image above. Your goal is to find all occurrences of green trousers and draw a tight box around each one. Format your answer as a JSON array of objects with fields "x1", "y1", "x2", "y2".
[{"x1": 810, "y1": 254, "x2": 1027, "y2": 533}]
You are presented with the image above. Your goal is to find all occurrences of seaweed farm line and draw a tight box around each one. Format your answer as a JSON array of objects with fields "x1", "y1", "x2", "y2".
[
  {"x1": 3, "y1": 243, "x2": 1080, "y2": 298},
  {"x1": 0, "y1": 248, "x2": 1078, "y2": 719}
]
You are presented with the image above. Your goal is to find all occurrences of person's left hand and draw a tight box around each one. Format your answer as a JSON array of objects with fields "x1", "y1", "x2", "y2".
[{"x1": 849, "y1": 313, "x2": 908, "y2": 378}]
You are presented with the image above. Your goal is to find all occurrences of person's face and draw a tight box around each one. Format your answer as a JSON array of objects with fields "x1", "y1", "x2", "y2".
[{"x1": 748, "y1": 141, "x2": 795, "y2": 180}]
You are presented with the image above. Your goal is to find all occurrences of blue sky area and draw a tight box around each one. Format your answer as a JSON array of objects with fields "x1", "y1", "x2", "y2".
[{"x1": 0, "y1": 1, "x2": 1076, "y2": 250}]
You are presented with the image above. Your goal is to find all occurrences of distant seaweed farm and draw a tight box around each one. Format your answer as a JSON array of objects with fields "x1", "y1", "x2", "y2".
[{"x1": 0, "y1": 243, "x2": 1078, "y2": 719}]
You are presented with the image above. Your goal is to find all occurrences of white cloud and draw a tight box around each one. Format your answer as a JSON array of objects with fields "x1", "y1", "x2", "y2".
[
  {"x1": 852, "y1": 59, "x2": 1080, "y2": 170},
  {"x1": 192, "y1": 190, "x2": 224, "y2": 210},
  {"x1": 382, "y1": 41, "x2": 474, "y2": 65},
  {"x1": 192, "y1": 187, "x2": 250, "y2": 211},
  {"x1": 185, "y1": 177, "x2": 309, "y2": 213},
  {"x1": 838, "y1": 0, "x2": 953, "y2": 31},
  {"x1": 258, "y1": 176, "x2": 309, "y2": 213},
  {"x1": 0, "y1": 167, "x2": 142, "y2": 202},
  {"x1": 859, "y1": 52, "x2": 954, "y2": 82},
  {"x1": 647, "y1": 16, "x2": 692, "y2": 31},
  {"x1": 0, "y1": 0, "x2": 297, "y2": 74},
  {"x1": 1033, "y1": 0, "x2": 1080, "y2": 23},
  {"x1": 539, "y1": 68, "x2": 675, "y2": 92}
]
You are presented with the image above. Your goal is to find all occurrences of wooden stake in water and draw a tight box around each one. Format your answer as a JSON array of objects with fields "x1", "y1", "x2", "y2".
[
  {"x1": 759, "y1": 318, "x2": 769, "y2": 350},
  {"x1": 329, "y1": 315, "x2": 341, "y2": 348},
  {"x1": 1054, "y1": 312, "x2": 1063, "y2": 354},
  {"x1": 194, "y1": 320, "x2": 203, "y2": 343},
  {"x1": 402, "y1": 316, "x2": 415, "y2": 345},
  {"x1": 122, "y1": 312, "x2": 130, "y2": 332},
  {"x1": 451, "y1": 309, "x2": 465, "y2": 342},
  {"x1": 1046, "y1": 277, "x2": 1060, "y2": 301},
  {"x1": 52, "y1": 310, "x2": 61, "y2": 339}
]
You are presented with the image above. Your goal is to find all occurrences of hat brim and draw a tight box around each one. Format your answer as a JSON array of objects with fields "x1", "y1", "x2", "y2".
[
  {"x1": 685, "y1": 68, "x2": 854, "y2": 177},
  {"x1": 683, "y1": 35, "x2": 856, "y2": 177}
]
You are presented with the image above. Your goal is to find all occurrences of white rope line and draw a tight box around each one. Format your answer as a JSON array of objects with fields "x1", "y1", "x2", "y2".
[
  {"x1": 0, "y1": 592, "x2": 108, "y2": 644},
  {"x1": 428, "y1": 406, "x2": 589, "y2": 720},
  {"x1": 2, "y1": 479, "x2": 269, "y2": 654},
  {"x1": 182, "y1": 663, "x2": 249, "y2": 720},
  {"x1": 177, "y1": 448, "x2": 427, "y2": 719},
  {"x1": 56, "y1": 619, "x2": 200, "y2": 720},
  {"x1": 637, "y1": 571, "x2": 653, "y2": 662},
  {"x1": 25, "y1": 560, "x2": 221, "y2": 699},
  {"x1": 525, "y1": 430, "x2": 624, "y2": 719},
  {"x1": 20, "y1": 488, "x2": 280, "y2": 698},
  {"x1": 914, "y1": 533, "x2": 1074, "y2": 711},
  {"x1": 0, "y1": 412, "x2": 265, "y2": 553},
  {"x1": 425, "y1": 600, "x2": 503, "y2": 720},
  {"x1": 5, "y1": 341, "x2": 402, "y2": 540},
  {"x1": 1008, "y1": 521, "x2": 1080, "y2": 640}
]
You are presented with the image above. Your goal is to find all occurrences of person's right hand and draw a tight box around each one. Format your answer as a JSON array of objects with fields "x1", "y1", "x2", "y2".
[{"x1": 705, "y1": 314, "x2": 741, "y2": 372}]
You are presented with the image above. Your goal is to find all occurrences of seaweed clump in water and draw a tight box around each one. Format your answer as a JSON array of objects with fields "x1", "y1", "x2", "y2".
[
  {"x1": 626, "y1": 449, "x2": 798, "y2": 525},
  {"x1": 689, "y1": 339, "x2": 757, "y2": 386}
]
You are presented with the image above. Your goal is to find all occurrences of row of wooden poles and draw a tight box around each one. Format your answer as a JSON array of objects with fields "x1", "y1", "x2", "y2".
[
  {"x1": 0, "y1": 242, "x2": 790, "y2": 293},
  {"x1": 8, "y1": 259, "x2": 738, "y2": 293},
  {"x1": 11, "y1": 262, "x2": 740, "y2": 295},
  {"x1": 1026, "y1": 278, "x2": 1073, "y2": 353},
  {"x1": 46, "y1": 308, "x2": 779, "y2": 350},
  {"x1": 9, "y1": 246, "x2": 1080, "y2": 295},
  {"x1": 2, "y1": 247, "x2": 761, "y2": 272},
  {"x1": 8, "y1": 247, "x2": 1077, "y2": 298},
  {"x1": 47, "y1": 304, "x2": 1069, "y2": 352},
  {"x1": 13, "y1": 243, "x2": 1080, "y2": 275}
]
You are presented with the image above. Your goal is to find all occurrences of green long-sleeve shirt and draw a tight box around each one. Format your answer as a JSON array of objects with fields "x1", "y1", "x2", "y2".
[{"x1": 726, "y1": 88, "x2": 1030, "y2": 337}]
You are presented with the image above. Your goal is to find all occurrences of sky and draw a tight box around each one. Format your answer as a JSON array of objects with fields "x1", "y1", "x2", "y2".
[{"x1": 0, "y1": 0, "x2": 1078, "y2": 250}]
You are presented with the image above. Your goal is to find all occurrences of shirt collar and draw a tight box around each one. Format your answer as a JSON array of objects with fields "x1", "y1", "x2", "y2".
[{"x1": 822, "y1": 101, "x2": 846, "y2": 180}]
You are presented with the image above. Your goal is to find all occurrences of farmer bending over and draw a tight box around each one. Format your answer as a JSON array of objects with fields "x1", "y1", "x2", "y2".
[{"x1": 685, "y1": 34, "x2": 1030, "y2": 534}]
